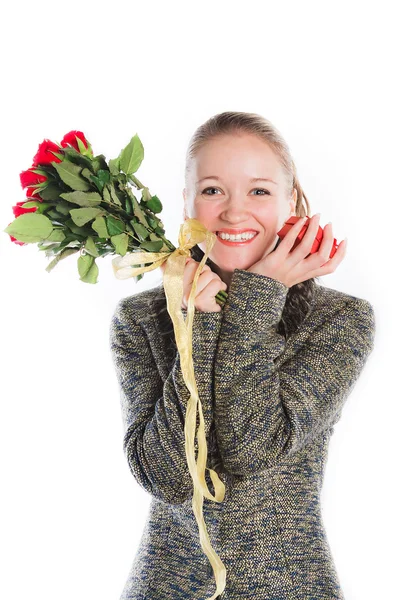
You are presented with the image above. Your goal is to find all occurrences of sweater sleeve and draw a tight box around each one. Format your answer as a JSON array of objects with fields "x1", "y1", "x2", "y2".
[
  {"x1": 109, "y1": 298, "x2": 222, "y2": 504},
  {"x1": 214, "y1": 268, "x2": 376, "y2": 475}
]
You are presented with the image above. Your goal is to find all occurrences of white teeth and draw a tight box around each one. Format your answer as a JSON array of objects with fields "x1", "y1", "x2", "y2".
[{"x1": 217, "y1": 232, "x2": 257, "y2": 241}]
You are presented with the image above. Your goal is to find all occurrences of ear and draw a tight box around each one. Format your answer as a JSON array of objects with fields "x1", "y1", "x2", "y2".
[
  {"x1": 182, "y1": 188, "x2": 188, "y2": 221},
  {"x1": 289, "y1": 188, "x2": 297, "y2": 216}
]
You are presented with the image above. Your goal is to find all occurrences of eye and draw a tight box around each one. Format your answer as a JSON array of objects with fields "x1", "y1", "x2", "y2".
[
  {"x1": 251, "y1": 188, "x2": 271, "y2": 196},
  {"x1": 201, "y1": 187, "x2": 220, "y2": 195}
]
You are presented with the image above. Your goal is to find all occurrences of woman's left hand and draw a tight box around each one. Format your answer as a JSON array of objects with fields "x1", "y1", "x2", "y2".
[{"x1": 248, "y1": 214, "x2": 348, "y2": 287}]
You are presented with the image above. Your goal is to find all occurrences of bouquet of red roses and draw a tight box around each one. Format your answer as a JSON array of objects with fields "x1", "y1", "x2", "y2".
[{"x1": 4, "y1": 130, "x2": 228, "y2": 308}]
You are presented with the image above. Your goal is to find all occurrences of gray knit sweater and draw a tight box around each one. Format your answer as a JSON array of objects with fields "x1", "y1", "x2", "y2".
[{"x1": 109, "y1": 268, "x2": 375, "y2": 600}]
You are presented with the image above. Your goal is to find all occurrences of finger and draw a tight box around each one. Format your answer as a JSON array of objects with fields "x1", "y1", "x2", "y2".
[
  {"x1": 316, "y1": 222, "x2": 335, "y2": 265},
  {"x1": 297, "y1": 238, "x2": 347, "y2": 282},
  {"x1": 306, "y1": 222, "x2": 342, "y2": 272},
  {"x1": 183, "y1": 260, "x2": 206, "y2": 284},
  {"x1": 289, "y1": 213, "x2": 322, "y2": 262},
  {"x1": 185, "y1": 261, "x2": 211, "y2": 285},
  {"x1": 299, "y1": 213, "x2": 321, "y2": 252},
  {"x1": 195, "y1": 278, "x2": 224, "y2": 310},
  {"x1": 183, "y1": 268, "x2": 216, "y2": 306},
  {"x1": 277, "y1": 215, "x2": 308, "y2": 255}
]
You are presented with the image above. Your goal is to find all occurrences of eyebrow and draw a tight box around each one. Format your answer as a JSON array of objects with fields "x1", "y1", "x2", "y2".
[{"x1": 196, "y1": 175, "x2": 278, "y2": 185}]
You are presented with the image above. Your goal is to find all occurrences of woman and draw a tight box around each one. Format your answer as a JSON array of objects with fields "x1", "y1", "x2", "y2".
[{"x1": 109, "y1": 111, "x2": 375, "y2": 599}]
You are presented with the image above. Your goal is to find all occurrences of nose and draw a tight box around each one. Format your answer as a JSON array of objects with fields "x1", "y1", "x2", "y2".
[{"x1": 219, "y1": 194, "x2": 252, "y2": 223}]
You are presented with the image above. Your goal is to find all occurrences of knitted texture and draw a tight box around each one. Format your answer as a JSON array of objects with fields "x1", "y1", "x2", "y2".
[{"x1": 109, "y1": 268, "x2": 375, "y2": 600}]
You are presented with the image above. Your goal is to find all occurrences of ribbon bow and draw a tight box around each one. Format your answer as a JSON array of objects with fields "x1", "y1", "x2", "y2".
[{"x1": 112, "y1": 218, "x2": 227, "y2": 599}]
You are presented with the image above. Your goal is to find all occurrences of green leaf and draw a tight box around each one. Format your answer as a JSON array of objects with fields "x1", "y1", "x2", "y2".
[
  {"x1": 45, "y1": 247, "x2": 79, "y2": 273},
  {"x1": 91, "y1": 154, "x2": 108, "y2": 173},
  {"x1": 39, "y1": 184, "x2": 64, "y2": 201},
  {"x1": 146, "y1": 215, "x2": 158, "y2": 228},
  {"x1": 60, "y1": 191, "x2": 102, "y2": 207},
  {"x1": 128, "y1": 189, "x2": 148, "y2": 226},
  {"x1": 106, "y1": 215, "x2": 125, "y2": 236},
  {"x1": 62, "y1": 146, "x2": 94, "y2": 170},
  {"x1": 122, "y1": 193, "x2": 131, "y2": 215},
  {"x1": 131, "y1": 221, "x2": 150, "y2": 240},
  {"x1": 103, "y1": 185, "x2": 111, "y2": 203},
  {"x1": 20, "y1": 201, "x2": 52, "y2": 214},
  {"x1": 89, "y1": 175, "x2": 102, "y2": 192},
  {"x1": 78, "y1": 253, "x2": 94, "y2": 277},
  {"x1": 55, "y1": 235, "x2": 82, "y2": 252},
  {"x1": 145, "y1": 194, "x2": 162, "y2": 213},
  {"x1": 109, "y1": 182, "x2": 122, "y2": 207},
  {"x1": 78, "y1": 255, "x2": 99, "y2": 284},
  {"x1": 91, "y1": 216, "x2": 109, "y2": 238},
  {"x1": 46, "y1": 229, "x2": 66, "y2": 242},
  {"x1": 81, "y1": 168, "x2": 93, "y2": 181},
  {"x1": 141, "y1": 186, "x2": 151, "y2": 202},
  {"x1": 119, "y1": 134, "x2": 144, "y2": 175},
  {"x1": 108, "y1": 157, "x2": 120, "y2": 176},
  {"x1": 4, "y1": 213, "x2": 53, "y2": 243},
  {"x1": 110, "y1": 232, "x2": 129, "y2": 256},
  {"x1": 54, "y1": 201, "x2": 72, "y2": 216},
  {"x1": 97, "y1": 170, "x2": 110, "y2": 186},
  {"x1": 140, "y1": 239, "x2": 164, "y2": 252},
  {"x1": 85, "y1": 236, "x2": 99, "y2": 257},
  {"x1": 52, "y1": 160, "x2": 91, "y2": 191},
  {"x1": 69, "y1": 207, "x2": 103, "y2": 227},
  {"x1": 65, "y1": 218, "x2": 95, "y2": 237},
  {"x1": 76, "y1": 137, "x2": 87, "y2": 154},
  {"x1": 46, "y1": 209, "x2": 67, "y2": 221},
  {"x1": 88, "y1": 169, "x2": 110, "y2": 193},
  {"x1": 31, "y1": 168, "x2": 49, "y2": 177}
]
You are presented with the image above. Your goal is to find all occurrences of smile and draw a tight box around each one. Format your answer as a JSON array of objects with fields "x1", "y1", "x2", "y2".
[{"x1": 216, "y1": 232, "x2": 259, "y2": 246}]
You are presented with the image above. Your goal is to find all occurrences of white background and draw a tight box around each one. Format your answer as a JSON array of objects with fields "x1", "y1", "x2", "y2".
[{"x1": 0, "y1": 1, "x2": 397, "y2": 599}]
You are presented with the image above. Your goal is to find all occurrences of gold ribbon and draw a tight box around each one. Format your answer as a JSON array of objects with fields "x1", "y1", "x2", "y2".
[{"x1": 112, "y1": 218, "x2": 227, "y2": 599}]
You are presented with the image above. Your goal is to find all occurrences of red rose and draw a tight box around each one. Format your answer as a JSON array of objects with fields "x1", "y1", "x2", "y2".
[
  {"x1": 20, "y1": 168, "x2": 47, "y2": 189},
  {"x1": 12, "y1": 201, "x2": 37, "y2": 218},
  {"x1": 32, "y1": 139, "x2": 62, "y2": 166},
  {"x1": 60, "y1": 130, "x2": 89, "y2": 152},
  {"x1": 7, "y1": 222, "x2": 27, "y2": 246}
]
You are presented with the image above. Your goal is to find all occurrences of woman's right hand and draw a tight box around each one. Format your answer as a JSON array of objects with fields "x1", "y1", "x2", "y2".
[{"x1": 161, "y1": 257, "x2": 227, "y2": 312}]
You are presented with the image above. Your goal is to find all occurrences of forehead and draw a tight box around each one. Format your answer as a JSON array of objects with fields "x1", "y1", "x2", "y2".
[{"x1": 193, "y1": 133, "x2": 281, "y2": 179}]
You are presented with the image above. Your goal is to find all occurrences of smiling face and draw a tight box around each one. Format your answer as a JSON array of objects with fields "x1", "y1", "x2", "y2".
[{"x1": 182, "y1": 132, "x2": 297, "y2": 285}]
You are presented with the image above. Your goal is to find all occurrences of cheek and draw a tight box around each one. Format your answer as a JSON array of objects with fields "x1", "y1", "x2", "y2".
[
  {"x1": 191, "y1": 200, "x2": 219, "y2": 226},
  {"x1": 258, "y1": 207, "x2": 280, "y2": 226}
]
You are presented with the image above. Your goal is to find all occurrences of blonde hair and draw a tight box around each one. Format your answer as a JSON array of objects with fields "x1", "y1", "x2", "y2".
[{"x1": 184, "y1": 110, "x2": 310, "y2": 219}]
